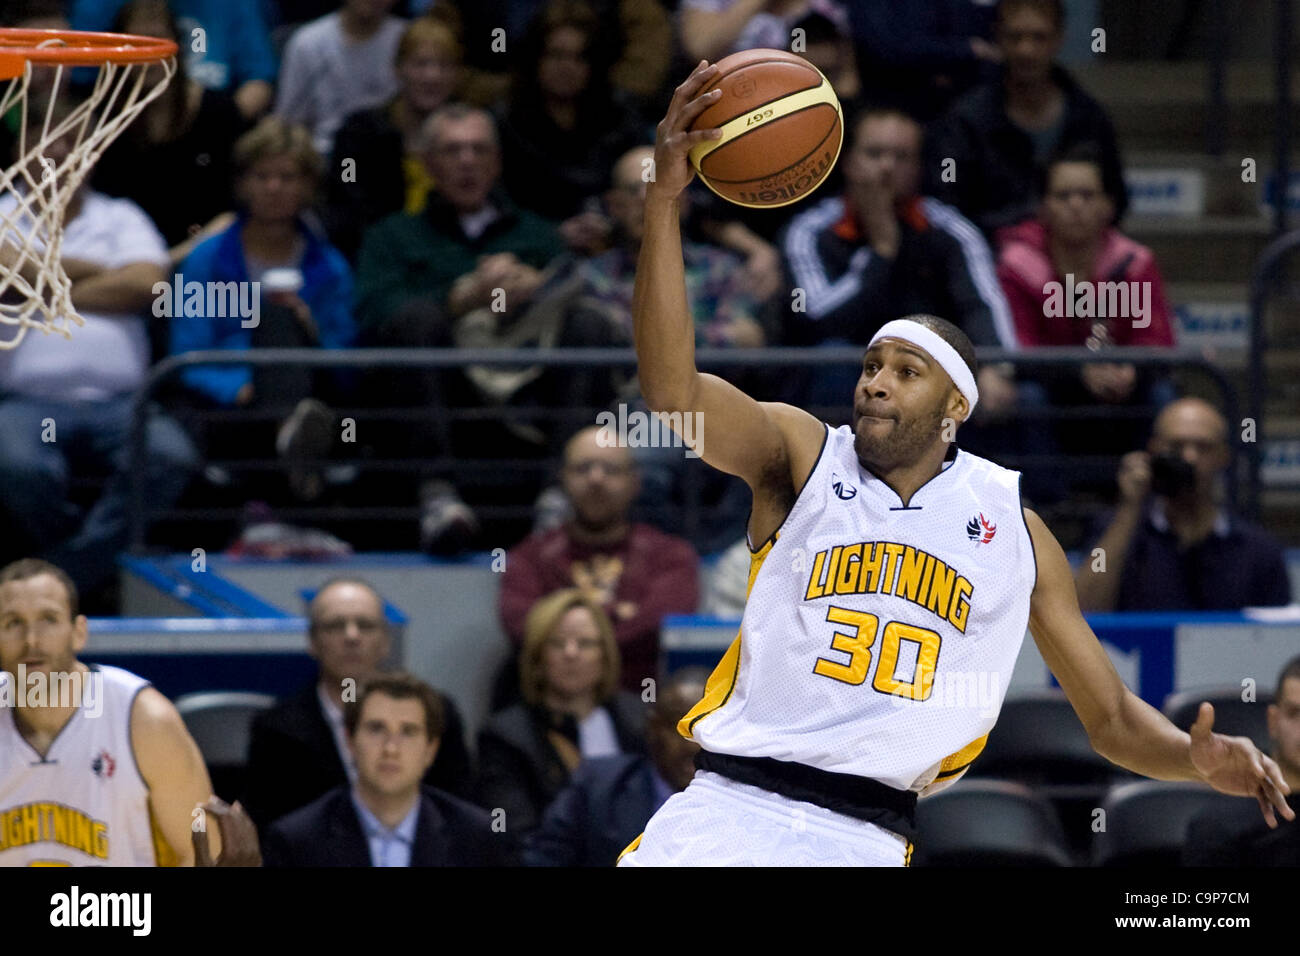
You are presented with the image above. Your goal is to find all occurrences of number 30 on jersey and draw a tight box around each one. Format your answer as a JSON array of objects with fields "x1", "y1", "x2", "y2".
[{"x1": 813, "y1": 605, "x2": 941, "y2": 701}]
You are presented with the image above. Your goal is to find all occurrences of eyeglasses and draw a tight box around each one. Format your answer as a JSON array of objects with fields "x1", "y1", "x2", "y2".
[
  {"x1": 315, "y1": 617, "x2": 385, "y2": 636},
  {"x1": 565, "y1": 460, "x2": 633, "y2": 477}
]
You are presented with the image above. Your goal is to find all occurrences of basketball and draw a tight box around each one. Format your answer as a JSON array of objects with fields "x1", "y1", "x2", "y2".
[{"x1": 687, "y1": 48, "x2": 843, "y2": 209}]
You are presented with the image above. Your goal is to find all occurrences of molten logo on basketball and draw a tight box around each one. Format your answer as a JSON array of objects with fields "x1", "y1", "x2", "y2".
[{"x1": 738, "y1": 149, "x2": 836, "y2": 205}]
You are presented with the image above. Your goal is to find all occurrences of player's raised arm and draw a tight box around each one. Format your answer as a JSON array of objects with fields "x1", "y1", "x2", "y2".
[
  {"x1": 634, "y1": 61, "x2": 821, "y2": 493},
  {"x1": 1023, "y1": 507, "x2": 1295, "y2": 827}
]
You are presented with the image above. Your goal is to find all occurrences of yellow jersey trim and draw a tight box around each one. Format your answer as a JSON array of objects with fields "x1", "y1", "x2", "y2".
[{"x1": 677, "y1": 534, "x2": 777, "y2": 739}]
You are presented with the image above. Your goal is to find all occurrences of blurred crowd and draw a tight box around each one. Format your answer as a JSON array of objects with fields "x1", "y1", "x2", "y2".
[
  {"x1": 0, "y1": 0, "x2": 1295, "y2": 868},
  {"x1": 2, "y1": 0, "x2": 1288, "y2": 614}
]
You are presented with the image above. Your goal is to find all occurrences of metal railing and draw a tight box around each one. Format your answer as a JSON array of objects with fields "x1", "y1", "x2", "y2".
[
  {"x1": 1273, "y1": 0, "x2": 1293, "y2": 236},
  {"x1": 128, "y1": 346, "x2": 1241, "y2": 551},
  {"x1": 1247, "y1": 227, "x2": 1300, "y2": 515}
]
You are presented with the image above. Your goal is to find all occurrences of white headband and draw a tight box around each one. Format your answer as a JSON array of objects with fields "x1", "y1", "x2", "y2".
[{"x1": 867, "y1": 319, "x2": 979, "y2": 421}]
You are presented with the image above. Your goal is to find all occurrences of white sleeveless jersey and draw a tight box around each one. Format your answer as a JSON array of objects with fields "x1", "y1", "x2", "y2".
[
  {"x1": 0, "y1": 664, "x2": 164, "y2": 866},
  {"x1": 680, "y1": 423, "x2": 1036, "y2": 796}
]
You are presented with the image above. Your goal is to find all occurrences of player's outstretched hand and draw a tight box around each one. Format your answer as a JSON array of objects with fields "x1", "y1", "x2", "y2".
[
  {"x1": 1189, "y1": 702, "x2": 1295, "y2": 827},
  {"x1": 649, "y1": 60, "x2": 725, "y2": 202},
  {"x1": 193, "y1": 796, "x2": 262, "y2": 866}
]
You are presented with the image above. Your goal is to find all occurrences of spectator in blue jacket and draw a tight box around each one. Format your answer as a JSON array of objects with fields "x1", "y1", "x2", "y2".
[
  {"x1": 522, "y1": 669, "x2": 707, "y2": 867},
  {"x1": 171, "y1": 117, "x2": 356, "y2": 501},
  {"x1": 71, "y1": 0, "x2": 277, "y2": 119}
]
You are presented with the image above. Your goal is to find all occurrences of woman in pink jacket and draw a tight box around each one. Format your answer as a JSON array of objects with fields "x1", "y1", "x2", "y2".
[{"x1": 996, "y1": 141, "x2": 1178, "y2": 494}]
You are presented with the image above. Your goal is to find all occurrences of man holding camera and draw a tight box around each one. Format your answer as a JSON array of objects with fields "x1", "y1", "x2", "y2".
[{"x1": 1075, "y1": 397, "x2": 1292, "y2": 611}]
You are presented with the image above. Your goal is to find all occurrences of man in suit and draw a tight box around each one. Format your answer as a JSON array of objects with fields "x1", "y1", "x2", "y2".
[
  {"x1": 262, "y1": 672, "x2": 511, "y2": 866},
  {"x1": 1184, "y1": 656, "x2": 1300, "y2": 866},
  {"x1": 522, "y1": 669, "x2": 708, "y2": 866},
  {"x1": 242, "y1": 577, "x2": 472, "y2": 832}
]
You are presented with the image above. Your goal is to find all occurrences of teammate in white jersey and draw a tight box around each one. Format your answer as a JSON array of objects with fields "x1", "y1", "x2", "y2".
[
  {"x1": 0, "y1": 558, "x2": 231, "y2": 866},
  {"x1": 618, "y1": 60, "x2": 1294, "y2": 866}
]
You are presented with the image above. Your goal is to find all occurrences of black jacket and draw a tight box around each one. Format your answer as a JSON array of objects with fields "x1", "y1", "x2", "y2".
[
  {"x1": 778, "y1": 193, "x2": 1012, "y2": 346},
  {"x1": 242, "y1": 680, "x2": 474, "y2": 832},
  {"x1": 522, "y1": 754, "x2": 664, "y2": 867},
  {"x1": 323, "y1": 102, "x2": 406, "y2": 264},
  {"x1": 925, "y1": 65, "x2": 1128, "y2": 237},
  {"x1": 1184, "y1": 795, "x2": 1300, "y2": 866},
  {"x1": 262, "y1": 785, "x2": 514, "y2": 866},
  {"x1": 476, "y1": 692, "x2": 648, "y2": 834}
]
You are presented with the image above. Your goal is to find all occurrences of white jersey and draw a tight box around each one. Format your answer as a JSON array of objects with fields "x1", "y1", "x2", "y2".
[
  {"x1": 680, "y1": 423, "x2": 1035, "y2": 795},
  {"x1": 0, "y1": 664, "x2": 163, "y2": 866}
]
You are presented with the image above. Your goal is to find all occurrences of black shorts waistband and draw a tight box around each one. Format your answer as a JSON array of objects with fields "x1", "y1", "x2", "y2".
[{"x1": 695, "y1": 750, "x2": 918, "y2": 843}]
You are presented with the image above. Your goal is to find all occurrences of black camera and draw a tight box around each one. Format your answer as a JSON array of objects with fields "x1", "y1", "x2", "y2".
[{"x1": 1150, "y1": 453, "x2": 1196, "y2": 498}]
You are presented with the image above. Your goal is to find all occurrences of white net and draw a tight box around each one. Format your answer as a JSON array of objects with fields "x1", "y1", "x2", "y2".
[{"x1": 0, "y1": 45, "x2": 175, "y2": 349}]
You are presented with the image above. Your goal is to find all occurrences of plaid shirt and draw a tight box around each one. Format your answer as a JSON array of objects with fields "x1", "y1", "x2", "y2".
[{"x1": 576, "y1": 241, "x2": 761, "y2": 347}]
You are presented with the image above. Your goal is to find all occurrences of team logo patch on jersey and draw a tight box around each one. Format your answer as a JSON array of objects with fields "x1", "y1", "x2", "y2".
[
  {"x1": 966, "y1": 513, "x2": 997, "y2": 544},
  {"x1": 91, "y1": 750, "x2": 116, "y2": 779},
  {"x1": 831, "y1": 473, "x2": 857, "y2": 499}
]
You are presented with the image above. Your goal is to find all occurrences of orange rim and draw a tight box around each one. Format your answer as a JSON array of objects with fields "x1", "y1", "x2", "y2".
[{"x1": 0, "y1": 28, "x2": 177, "y2": 80}]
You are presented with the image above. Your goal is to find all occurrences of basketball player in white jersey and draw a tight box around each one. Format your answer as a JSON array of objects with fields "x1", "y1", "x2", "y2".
[
  {"x1": 0, "y1": 558, "x2": 228, "y2": 866},
  {"x1": 618, "y1": 60, "x2": 1294, "y2": 866}
]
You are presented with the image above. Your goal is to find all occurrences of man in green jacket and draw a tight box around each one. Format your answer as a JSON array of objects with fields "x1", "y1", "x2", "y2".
[{"x1": 355, "y1": 103, "x2": 566, "y2": 342}]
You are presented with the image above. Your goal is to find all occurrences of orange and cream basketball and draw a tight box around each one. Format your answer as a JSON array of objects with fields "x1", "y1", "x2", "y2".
[{"x1": 687, "y1": 48, "x2": 844, "y2": 208}]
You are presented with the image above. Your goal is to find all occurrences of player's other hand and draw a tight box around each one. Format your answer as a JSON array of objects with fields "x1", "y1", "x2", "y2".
[
  {"x1": 649, "y1": 60, "x2": 725, "y2": 203},
  {"x1": 1189, "y1": 702, "x2": 1295, "y2": 828},
  {"x1": 193, "y1": 796, "x2": 262, "y2": 866}
]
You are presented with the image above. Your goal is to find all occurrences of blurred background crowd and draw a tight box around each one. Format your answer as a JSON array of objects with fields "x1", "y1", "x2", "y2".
[{"x1": 1, "y1": 0, "x2": 1298, "y2": 866}]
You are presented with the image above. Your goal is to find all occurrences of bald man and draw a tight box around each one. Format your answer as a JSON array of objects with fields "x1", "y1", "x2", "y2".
[
  {"x1": 499, "y1": 426, "x2": 700, "y2": 693},
  {"x1": 1076, "y1": 397, "x2": 1291, "y2": 611}
]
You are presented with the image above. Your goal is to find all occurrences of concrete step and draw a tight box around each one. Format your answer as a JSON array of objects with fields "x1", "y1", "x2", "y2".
[
  {"x1": 1166, "y1": 281, "x2": 1249, "y2": 304},
  {"x1": 1125, "y1": 214, "x2": 1274, "y2": 284},
  {"x1": 1073, "y1": 61, "x2": 1300, "y2": 154},
  {"x1": 1073, "y1": 61, "x2": 1299, "y2": 105}
]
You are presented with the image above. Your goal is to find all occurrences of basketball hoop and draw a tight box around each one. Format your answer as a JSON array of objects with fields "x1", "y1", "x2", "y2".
[{"x1": 0, "y1": 28, "x2": 178, "y2": 349}]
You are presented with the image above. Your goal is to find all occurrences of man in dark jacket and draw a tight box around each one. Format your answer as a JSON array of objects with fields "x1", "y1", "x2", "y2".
[
  {"x1": 925, "y1": 0, "x2": 1127, "y2": 239},
  {"x1": 1185, "y1": 657, "x2": 1300, "y2": 866},
  {"x1": 847, "y1": 0, "x2": 1002, "y2": 122},
  {"x1": 242, "y1": 577, "x2": 473, "y2": 832},
  {"x1": 780, "y1": 107, "x2": 1015, "y2": 349},
  {"x1": 522, "y1": 669, "x2": 708, "y2": 866},
  {"x1": 1075, "y1": 399, "x2": 1292, "y2": 613},
  {"x1": 778, "y1": 106, "x2": 1018, "y2": 411},
  {"x1": 263, "y1": 673, "x2": 512, "y2": 866}
]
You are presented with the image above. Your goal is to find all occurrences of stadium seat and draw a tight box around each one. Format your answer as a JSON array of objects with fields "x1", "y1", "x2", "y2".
[
  {"x1": 913, "y1": 779, "x2": 1074, "y2": 866},
  {"x1": 1162, "y1": 686, "x2": 1272, "y2": 753},
  {"x1": 175, "y1": 691, "x2": 277, "y2": 802},
  {"x1": 969, "y1": 690, "x2": 1121, "y2": 787},
  {"x1": 1091, "y1": 781, "x2": 1245, "y2": 867}
]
